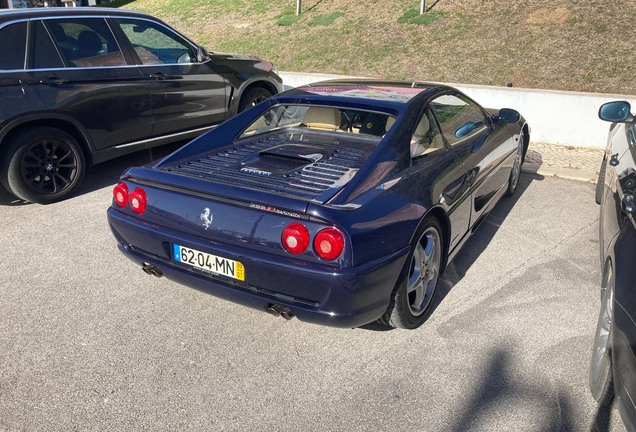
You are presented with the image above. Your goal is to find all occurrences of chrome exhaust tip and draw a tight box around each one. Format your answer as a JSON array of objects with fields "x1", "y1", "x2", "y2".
[
  {"x1": 266, "y1": 303, "x2": 283, "y2": 317},
  {"x1": 280, "y1": 309, "x2": 295, "y2": 320},
  {"x1": 142, "y1": 263, "x2": 164, "y2": 278}
]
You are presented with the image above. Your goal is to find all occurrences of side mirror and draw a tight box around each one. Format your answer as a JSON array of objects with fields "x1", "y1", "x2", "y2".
[
  {"x1": 197, "y1": 45, "x2": 209, "y2": 63},
  {"x1": 599, "y1": 101, "x2": 631, "y2": 123},
  {"x1": 498, "y1": 108, "x2": 520, "y2": 124}
]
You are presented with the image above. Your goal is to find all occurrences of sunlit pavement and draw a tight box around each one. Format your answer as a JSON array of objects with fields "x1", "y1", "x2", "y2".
[{"x1": 0, "y1": 149, "x2": 626, "y2": 431}]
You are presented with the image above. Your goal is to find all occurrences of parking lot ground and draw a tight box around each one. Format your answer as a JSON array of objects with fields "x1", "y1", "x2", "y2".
[{"x1": 0, "y1": 150, "x2": 627, "y2": 432}]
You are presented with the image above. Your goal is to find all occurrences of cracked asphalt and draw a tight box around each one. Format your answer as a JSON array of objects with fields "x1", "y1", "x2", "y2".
[{"x1": 0, "y1": 147, "x2": 627, "y2": 431}]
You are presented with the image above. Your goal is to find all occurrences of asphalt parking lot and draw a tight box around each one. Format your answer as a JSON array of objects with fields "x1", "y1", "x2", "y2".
[{"x1": 0, "y1": 147, "x2": 627, "y2": 432}]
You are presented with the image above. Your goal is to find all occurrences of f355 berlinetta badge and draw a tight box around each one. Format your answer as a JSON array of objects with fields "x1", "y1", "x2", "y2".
[{"x1": 200, "y1": 208, "x2": 213, "y2": 230}]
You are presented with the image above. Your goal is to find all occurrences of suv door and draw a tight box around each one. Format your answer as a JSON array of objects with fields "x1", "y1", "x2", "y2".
[
  {"x1": 429, "y1": 92, "x2": 514, "y2": 222},
  {"x1": 0, "y1": 21, "x2": 46, "y2": 122},
  {"x1": 27, "y1": 17, "x2": 152, "y2": 151},
  {"x1": 111, "y1": 18, "x2": 227, "y2": 137}
]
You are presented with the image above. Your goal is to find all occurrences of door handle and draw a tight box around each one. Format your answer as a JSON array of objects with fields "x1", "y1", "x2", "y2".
[
  {"x1": 149, "y1": 72, "x2": 167, "y2": 80},
  {"x1": 622, "y1": 193, "x2": 635, "y2": 214},
  {"x1": 40, "y1": 77, "x2": 68, "y2": 85}
]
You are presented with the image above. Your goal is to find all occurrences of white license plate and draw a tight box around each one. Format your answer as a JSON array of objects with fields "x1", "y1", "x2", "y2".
[{"x1": 173, "y1": 244, "x2": 244, "y2": 281}]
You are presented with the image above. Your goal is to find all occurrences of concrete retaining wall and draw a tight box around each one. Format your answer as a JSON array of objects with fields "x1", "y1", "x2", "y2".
[{"x1": 279, "y1": 71, "x2": 636, "y2": 149}]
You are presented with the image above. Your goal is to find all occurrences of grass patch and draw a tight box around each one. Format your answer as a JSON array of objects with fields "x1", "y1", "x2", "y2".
[
  {"x1": 95, "y1": 0, "x2": 137, "y2": 8},
  {"x1": 308, "y1": 12, "x2": 344, "y2": 26},
  {"x1": 410, "y1": 11, "x2": 446, "y2": 25},
  {"x1": 397, "y1": 8, "x2": 419, "y2": 24},
  {"x1": 398, "y1": 8, "x2": 446, "y2": 25},
  {"x1": 276, "y1": 14, "x2": 304, "y2": 26}
]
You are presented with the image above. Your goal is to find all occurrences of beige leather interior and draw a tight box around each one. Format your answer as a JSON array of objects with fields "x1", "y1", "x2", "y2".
[
  {"x1": 303, "y1": 107, "x2": 341, "y2": 131},
  {"x1": 385, "y1": 117, "x2": 396, "y2": 132},
  {"x1": 411, "y1": 113, "x2": 444, "y2": 157}
]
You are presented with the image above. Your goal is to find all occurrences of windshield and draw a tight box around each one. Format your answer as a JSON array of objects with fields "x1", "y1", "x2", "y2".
[{"x1": 239, "y1": 105, "x2": 397, "y2": 140}]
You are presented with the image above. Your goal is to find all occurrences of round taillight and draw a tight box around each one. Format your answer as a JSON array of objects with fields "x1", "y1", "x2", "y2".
[
  {"x1": 129, "y1": 188, "x2": 147, "y2": 214},
  {"x1": 282, "y1": 222, "x2": 310, "y2": 255},
  {"x1": 113, "y1": 182, "x2": 128, "y2": 207},
  {"x1": 314, "y1": 227, "x2": 344, "y2": 260}
]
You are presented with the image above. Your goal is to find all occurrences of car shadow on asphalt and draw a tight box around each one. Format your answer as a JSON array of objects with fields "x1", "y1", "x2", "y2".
[
  {"x1": 448, "y1": 347, "x2": 616, "y2": 431},
  {"x1": 359, "y1": 172, "x2": 540, "y2": 332},
  {"x1": 0, "y1": 141, "x2": 188, "y2": 206}
]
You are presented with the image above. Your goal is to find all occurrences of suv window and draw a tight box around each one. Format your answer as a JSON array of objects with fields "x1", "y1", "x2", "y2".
[
  {"x1": 0, "y1": 22, "x2": 27, "y2": 70},
  {"x1": 114, "y1": 18, "x2": 197, "y2": 65},
  {"x1": 47, "y1": 18, "x2": 126, "y2": 68},
  {"x1": 429, "y1": 94, "x2": 488, "y2": 147},
  {"x1": 411, "y1": 107, "x2": 445, "y2": 158},
  {"x1": 32, "y1": 20, "x2": 65, "y2": 70}
]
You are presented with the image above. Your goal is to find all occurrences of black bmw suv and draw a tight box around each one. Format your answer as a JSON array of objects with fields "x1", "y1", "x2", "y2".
[{"x1": 0, "y1": 8, "x2": 282, "y2": 203}]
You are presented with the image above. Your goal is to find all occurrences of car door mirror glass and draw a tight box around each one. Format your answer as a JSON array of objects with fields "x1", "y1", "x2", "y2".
[
  {"x1": 498, "y1": 108, "x2": 520, "y2": 124},
  {"x1": 599, "y1": 101, "x2": 631, "y2": 123}
]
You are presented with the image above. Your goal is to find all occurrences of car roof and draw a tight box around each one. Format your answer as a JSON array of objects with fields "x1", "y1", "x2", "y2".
[
  {"x1": 276, "y1": 79, "x2": 447, "y2": 113},
  {"x1": 0, "y1": 7, "x2": 154, "y2": 23}
]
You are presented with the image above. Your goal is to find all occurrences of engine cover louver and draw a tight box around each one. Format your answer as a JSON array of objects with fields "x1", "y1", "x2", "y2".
[{"x1": 162, "y1": 137, "x2": 371, "y2": 203}]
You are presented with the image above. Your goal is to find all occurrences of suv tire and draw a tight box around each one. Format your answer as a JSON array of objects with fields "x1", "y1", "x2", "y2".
[
  {"x1": 1, "y1": 127, "x2": 85, "y2": 204},
  {"x1": 238, "y1": 87, "x2": 272, "y2": 113}
]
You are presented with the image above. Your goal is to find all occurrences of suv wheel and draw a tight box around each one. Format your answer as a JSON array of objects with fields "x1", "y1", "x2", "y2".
[
  {"x1": 238, "y1": 87, "x2": 272, "y2": 113},
  {"x1": 1, "y1": 127, "x2": 85, "y2": 204}
]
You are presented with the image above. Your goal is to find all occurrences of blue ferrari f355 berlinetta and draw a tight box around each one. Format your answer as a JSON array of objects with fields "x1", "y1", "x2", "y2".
[{"x1": 107, "y1": 80, "x2": 530, "y2": 329}]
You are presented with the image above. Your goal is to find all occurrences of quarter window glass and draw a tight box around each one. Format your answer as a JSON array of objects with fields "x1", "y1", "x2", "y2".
[
  {"x1": 114, "y1": 18, "x2": 196, "y2": 65},
  {"x1": 0, "y1": 22, "x2": 27, "y2": 70},
  {"x1": 33, "y1": 21, "x2": 64, "y2": 70},
  {"x1": 47, "y1": 18, "x2": 125, "y2": 68},
  {"x1": 429, "y1": 94, "x2": 488, "y2": 147},
  {"x1": 411, "y1": 107, "x2": 445, "y2": 158}
]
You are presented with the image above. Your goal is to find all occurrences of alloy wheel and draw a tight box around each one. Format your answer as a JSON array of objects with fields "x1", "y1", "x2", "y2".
[
  {"x1": 20, "y1": 138, "x2": 78, "y2": 195},
  {"x1": 406, "y1": 227, "x2": 441, "y2": 316}
]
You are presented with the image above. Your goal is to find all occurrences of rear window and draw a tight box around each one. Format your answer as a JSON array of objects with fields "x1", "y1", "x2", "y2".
[
  {"x1": 240, "y1": 104, "x2": 396, "y2": 141},
  {"x1": 47, "y1": 18, "x2": 126, "y2": 68},
  {"x1": 0, "y1": 22, "x2": 27, "y2": 70}
]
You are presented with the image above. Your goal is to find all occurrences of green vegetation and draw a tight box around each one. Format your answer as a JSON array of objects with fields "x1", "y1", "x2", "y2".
[
  {"x1": 276, "y1": 14, "x2": 304, "y2": 26},
  {"x1": 104, "y1": 0, "x2": 636, "y2": 95},
  {"x1": 308, "y1": 12, "x2": 344, "y2": 27},
  {"x1": 397, "y1": 9, "x2": 419, "y2": 24}
]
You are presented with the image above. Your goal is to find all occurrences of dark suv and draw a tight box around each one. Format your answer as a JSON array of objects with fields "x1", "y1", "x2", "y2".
[{"x1": 0, "y1": 8, "x2": 282, "y2": 203}]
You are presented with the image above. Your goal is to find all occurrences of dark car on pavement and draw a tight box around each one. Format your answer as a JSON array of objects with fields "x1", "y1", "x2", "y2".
[
  {"x1": 590, "y1": 101, "x2": 636, "y2": 432},
  {"x1": 0, "y1": 8, "x2": 282, "y2": 203},
  {"x1": 107, "y1": 80, "x2": 529, "y2": 329}
]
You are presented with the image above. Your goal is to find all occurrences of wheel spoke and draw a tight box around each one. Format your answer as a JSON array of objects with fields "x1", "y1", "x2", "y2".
[
  {"x1": 33, "y1": 176, "x2": 46, "y2": 192},
  {"x1": 412, "y1": 286, "x2": 425, "y2": 310},
  {"x1": 408, "y1": 277, "x2": 424, "y2": 294},
  {"x1": 22, "y1": 162, "x2": 42, "y2": 168},
  {"x1": 25, "y1": 171, "x2": 43, "y2": 183},
  {"x1": 423, "y1": 234, "x2": 435, "y2": 264},
  {"x1": 54, "y1": 172, "x2": 71, "y2": 186},
  {"x1": 58, "y1": 150, "x2": 73, "y2": 163},
  {"x1": 49, "y1": 141, "x2": 59, "y2": 157},
  {"x1": 57, "y1": 162, "x2": 77, "y2": 169},
  {"x1": 26, "y1": 150, "x2": 44, "y2": 163}
]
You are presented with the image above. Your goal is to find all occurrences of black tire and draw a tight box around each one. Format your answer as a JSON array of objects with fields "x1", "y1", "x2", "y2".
[
  {"x1": 0, "y1": 127, "x2": 85, "y2": 204},
  {"x1": 381, "y1": 217, "x2": 444, "y2": 329},
  {"x1": 595, "y1": 156, "x2": 607, "y2": 205},
  {"x1": 505, "y1": 133, "x2": 524, "y2": 197},
  {"x1": 237, "y1": 87, "x2": 273, "y2": 113},
  {"x1": 589, "y1": 273, "x2": 615, "y2": 406}
]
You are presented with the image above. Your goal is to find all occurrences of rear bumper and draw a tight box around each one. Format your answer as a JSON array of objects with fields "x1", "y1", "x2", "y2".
[{"x1": 108, "y1": 208, "x2": 409, "y2": 328}]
